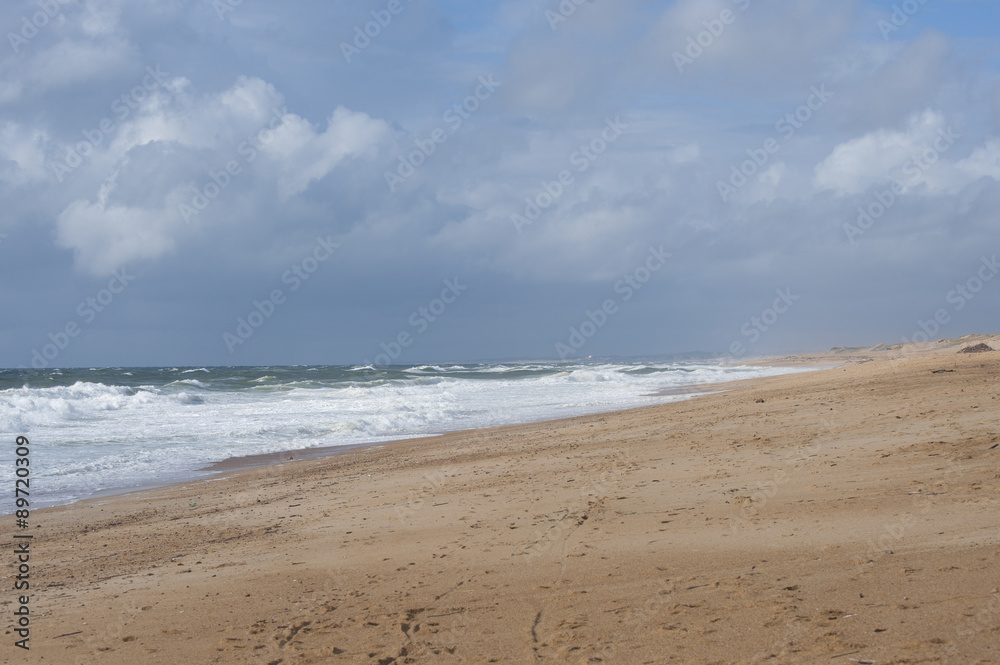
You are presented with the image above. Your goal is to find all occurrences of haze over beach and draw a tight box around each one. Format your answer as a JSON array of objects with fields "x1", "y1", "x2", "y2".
[{"x1": 2, "y1": 0, "x2": 1000, "y2": 662}]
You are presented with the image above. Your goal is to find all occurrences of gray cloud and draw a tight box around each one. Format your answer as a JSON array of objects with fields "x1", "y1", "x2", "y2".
[{"x1": 1, "y1": 0, "x2": 999, "y2": 367}]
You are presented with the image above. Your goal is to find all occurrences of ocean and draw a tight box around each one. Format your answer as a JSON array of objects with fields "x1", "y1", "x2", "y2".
[{"x1": 0, "y1": 362, "x2": 810, "y2": 509}]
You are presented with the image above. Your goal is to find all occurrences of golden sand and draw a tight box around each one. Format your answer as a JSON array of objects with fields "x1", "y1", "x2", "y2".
[{"x1": 6, "y1": 339, "x2": 1000, "y2": 664}]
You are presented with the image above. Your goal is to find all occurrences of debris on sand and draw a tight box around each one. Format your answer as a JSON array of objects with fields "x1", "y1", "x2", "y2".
[{"x1": 959, "y1": 343, "x2": 994, "y2": 354}]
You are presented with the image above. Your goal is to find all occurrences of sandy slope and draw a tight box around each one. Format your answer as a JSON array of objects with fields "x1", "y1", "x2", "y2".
[{"x1": 4, "y1": 344, "x2": 999, "y2": 664}]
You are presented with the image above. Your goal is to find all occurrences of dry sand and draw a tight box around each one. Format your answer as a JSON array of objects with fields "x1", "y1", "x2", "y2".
[{"x1": 4, "y1": 338, "x2": 1000, "y2": 664}]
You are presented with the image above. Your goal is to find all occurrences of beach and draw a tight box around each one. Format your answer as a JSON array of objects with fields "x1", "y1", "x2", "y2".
[
  {"x1": 6, "y1": 340, "x2": 1000, "y2": 664},
  {"x1": 0, "y1": 362, "x2": 803, "y2": 510}
]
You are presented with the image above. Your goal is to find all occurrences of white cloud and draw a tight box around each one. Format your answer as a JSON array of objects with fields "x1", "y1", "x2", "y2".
[
  {"x1": 829, "y1": 32, "x2": 955, "y2": 130},
  {"x1": 951, "y1": 139, "x2": 1000, "y2": 186},
  {"x1": 79, "y1": 0, "x2": 125, "y2": 37},
  {"x1": 264, "y1": 107, "x2": 391, "y2": 199},
  {"x1": 0, "y1": 35, "x2": 137, "y2": 105},
  {"x1": 51, "y1": 75, "x2": 390, "y2": 275},
  {"x1": 744, "y1": 162, "x2": 786, "y2": 204},
  {"x1": 104, "y1": 76, "x2": 278, "y2": 161},
  {"x1": 0, "y1": 122, "x2": 49, "y2": 184},
  {"x1": 668, "y1": 143, "x2": 701, "y2": 165},
  {"x1": 647, "y1": 0, "x2": 857, "y2": 83},
  {"x1": 814, "y1": 109, "x2": 947, "y2": 194},
  {"x1": 815, "y1": 109, "x2": 1000, "y2": 197},
  {"x1": 55, "y1": 192, "x2": 178, "y2": 277}
]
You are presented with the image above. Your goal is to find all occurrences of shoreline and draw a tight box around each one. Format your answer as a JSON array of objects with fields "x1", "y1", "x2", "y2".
[
  {"x1": 25, "y1": 362, "x2": 825, "y2": 513},
  {"x1": 9, "y1": 343, "x2": 1000, "y2": 663},
  {"x1": 199, "y1": 375, "x2": 815, "y2": 475},
  {"x1": 37, "y1": 358, "x2": 837, "y2": 520}
]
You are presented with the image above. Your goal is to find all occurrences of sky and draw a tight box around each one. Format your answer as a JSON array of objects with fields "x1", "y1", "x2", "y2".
[{"x1": 1, "y1": 0, "x2": 999, "y2": 368}]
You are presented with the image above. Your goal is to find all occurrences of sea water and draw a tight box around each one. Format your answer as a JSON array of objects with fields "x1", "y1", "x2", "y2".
[{"x1": 0, "y1": 362, "x2": 811, "y2": 508}]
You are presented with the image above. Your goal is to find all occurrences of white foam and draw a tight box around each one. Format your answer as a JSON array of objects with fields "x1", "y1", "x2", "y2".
[{"x1": 0, "y1": 363, "x2": 813, "y2": 508}]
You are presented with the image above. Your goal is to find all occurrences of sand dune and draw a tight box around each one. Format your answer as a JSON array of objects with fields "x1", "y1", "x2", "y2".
[{"x1": 5, "y1": 341, "x2": 1000, "y2": 664}]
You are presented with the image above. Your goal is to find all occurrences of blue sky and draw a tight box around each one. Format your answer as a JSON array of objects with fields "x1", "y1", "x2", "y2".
[{"x1": 1, "y1": 0, "x2": 999, "y2": 367}]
